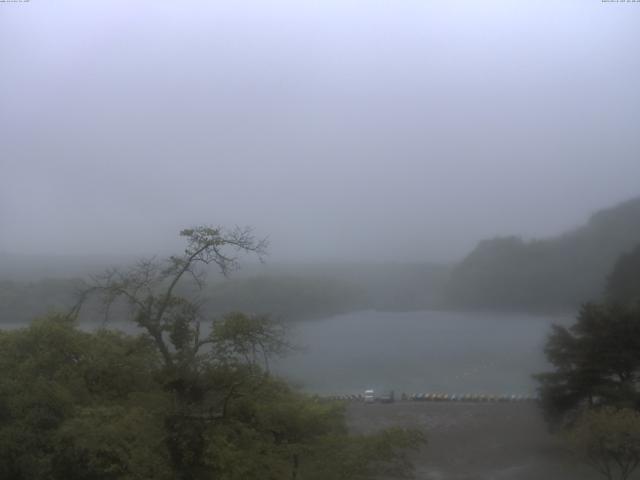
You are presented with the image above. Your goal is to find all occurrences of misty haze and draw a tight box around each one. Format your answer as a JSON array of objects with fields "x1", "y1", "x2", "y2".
[{"x1": 1, "y1": 2, "x2": 640, "y2": 480}]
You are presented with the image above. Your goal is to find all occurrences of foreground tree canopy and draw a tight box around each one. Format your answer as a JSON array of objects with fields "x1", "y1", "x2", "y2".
[
  {"x1": 536, "y1": 303, "x2": 640, "y2": 427},
  {"x1": 0, "y1": 226, "x2": 424, "y2": 480},
  {"x1": 537, "y1": 295, "x2": 640, "y2": 479}
]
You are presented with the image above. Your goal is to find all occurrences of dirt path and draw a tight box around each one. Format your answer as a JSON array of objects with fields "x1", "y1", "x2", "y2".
[{"x1": 346, "y1": 402, "x2": 603, "y2": 480}]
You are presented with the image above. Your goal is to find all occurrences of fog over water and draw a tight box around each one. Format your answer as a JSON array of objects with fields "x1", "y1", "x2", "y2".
[
  {"x1": 273, "y1": 310, "x2": 560, "y2": 395},
  {"x1": 2, "y1": 1, "x2": 640, "y2": 263}
]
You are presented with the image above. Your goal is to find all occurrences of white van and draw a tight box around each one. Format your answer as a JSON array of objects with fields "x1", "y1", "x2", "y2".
[{"x1": 364, "y1": 389, "x2": 375, "y2": 403}]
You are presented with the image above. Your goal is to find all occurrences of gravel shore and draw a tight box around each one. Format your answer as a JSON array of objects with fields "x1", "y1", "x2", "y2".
[{"x1": 346, "y1": 402, "x2": 602, "y2": 480}]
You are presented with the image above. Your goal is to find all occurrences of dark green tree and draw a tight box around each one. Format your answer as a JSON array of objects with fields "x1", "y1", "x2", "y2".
[
  {"x1": 0, "y1": 316, "x2": 170, "y2": 480},
  {"x1": 535, "y1": 303, "x2": 640, "y2": 427}
]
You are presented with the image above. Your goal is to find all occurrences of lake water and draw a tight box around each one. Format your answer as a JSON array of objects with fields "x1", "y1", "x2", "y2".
[
  {"x1": 2, "y1": 309, "x2": 568, "y2": 397},
  {"x1": 272, "y1": 310, "x2": 568, "y2": 396}
]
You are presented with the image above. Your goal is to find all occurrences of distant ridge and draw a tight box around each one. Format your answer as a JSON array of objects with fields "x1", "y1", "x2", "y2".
[{"x1": 445, "y1": 196, "x2": 640, "y2": 311}]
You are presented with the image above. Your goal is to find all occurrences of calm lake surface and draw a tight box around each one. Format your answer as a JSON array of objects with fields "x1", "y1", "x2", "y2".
[
  {"x1": 272, "y1": 310, "x2": 568, "y2": 396},
  {"x1": 3, "y1": 309, "x2": 567, "y2": 397}
]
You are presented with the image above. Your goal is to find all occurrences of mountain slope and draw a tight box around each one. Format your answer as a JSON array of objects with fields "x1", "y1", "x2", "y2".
[{"x1": 445, "y1": 196, "x2": 640, "y2": 310}]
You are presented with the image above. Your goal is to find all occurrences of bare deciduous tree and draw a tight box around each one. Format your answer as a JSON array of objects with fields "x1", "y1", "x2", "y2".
[
  {"x1": 70, "y1": 225, "x2": 269, "y2": 369},
  {"x1": 68, "y1": 226, "x2": 296, "y2": 478}
]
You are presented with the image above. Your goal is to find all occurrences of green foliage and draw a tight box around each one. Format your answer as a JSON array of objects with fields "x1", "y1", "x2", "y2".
[
  {"x1": 535, "y1": 303, "x2": 640, "y2": 427},
  {"x1": 565, "y1": 407, "x2": 640, "y2": 480},
  {"x1": 0, "y1": 315, "x2": 167, "y2": 480},
  {"x1": 203, "y1": 382, "x2": 345, "y2": 480},
  {"x1": 0, "y1": 315, "x2": 424, "y2": 480},
  {"x1": 209, "y1": 312, "x2": 290, "y2": 370},
  {"x1": 204, "y1": 381, "x2": 425, "y2": 480},
  {"x1": 54, "y1": 406, "x2": 171, "y2": 480}
]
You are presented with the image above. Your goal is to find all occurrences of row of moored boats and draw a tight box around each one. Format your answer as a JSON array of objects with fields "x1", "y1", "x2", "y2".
[
  {"x1": 408, "y1": 393, "x2": 537, "y2": 402},
  {"x1": 323, "y1": 393, "x2": 538, "y2": 402}
]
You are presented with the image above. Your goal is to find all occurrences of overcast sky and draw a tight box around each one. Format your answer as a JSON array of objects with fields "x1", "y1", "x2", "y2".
[{"x1": 1, "y1": 1, "x2": 639, "y2": 262}]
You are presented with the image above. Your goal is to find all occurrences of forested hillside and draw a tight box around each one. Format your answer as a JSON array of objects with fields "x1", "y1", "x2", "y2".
[
  {"x1": 445, "y1": 196, "x2": 640, "y2": 310},
  {"x1": 0, "y1": 263, "x2": 449, "y2": 324}
]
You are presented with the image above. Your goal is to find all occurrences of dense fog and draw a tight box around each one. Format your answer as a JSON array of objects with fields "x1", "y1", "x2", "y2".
[
  {"x1": 2, "y1": 1, "x2": 640, "y2": 262},
  {"x1": 2, "y1": 3, "x2": 640, "y2": 480}
]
